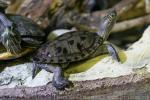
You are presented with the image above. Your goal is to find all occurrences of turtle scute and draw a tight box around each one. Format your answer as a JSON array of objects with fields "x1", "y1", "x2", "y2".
[
  {"x1": 32, "y1": 31, "x2": 103, "y2": 64},
  {"x1": 8, "y1": 15, "x2": 45, "y2": 46}
]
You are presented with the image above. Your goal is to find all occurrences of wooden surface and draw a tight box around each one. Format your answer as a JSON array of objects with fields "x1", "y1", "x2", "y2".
[{"x1": 0, "y1": 74, "x2": 150, "y2": 100}]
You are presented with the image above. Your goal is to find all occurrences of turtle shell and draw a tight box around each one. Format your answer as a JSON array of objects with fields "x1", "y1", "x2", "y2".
[
  {"x1": 8, "y1": 15, "x2": 45, "y2": 46},
  {"x1": 0, "y1": 43, "x2": 32, "y2": 60},
  {"x1": 33, "y1": 31, "x2": 103, "y2": 63}
]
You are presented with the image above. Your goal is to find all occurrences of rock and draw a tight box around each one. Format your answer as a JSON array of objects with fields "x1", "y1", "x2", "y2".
[{"x1": 0, "y1": 26, "x2": 150, "y2": 99}]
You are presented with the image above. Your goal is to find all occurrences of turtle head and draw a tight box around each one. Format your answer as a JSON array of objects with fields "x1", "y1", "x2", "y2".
[{"x1": 97, "y1": 9, "x2": 117, "y2": 41}]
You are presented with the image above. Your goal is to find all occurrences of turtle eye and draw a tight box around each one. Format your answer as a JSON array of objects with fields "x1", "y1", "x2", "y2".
[
  {"x1": 109, "y1": 13, "x2": 116, "y2": 19},
  {"x1": 107, "y1": 15, "x2": 113, "y2": 22},
  {"x1": 107, "y1": 10, "x2": 117, "y2": 20},
  {"x1": 111, "y1": 14, "x2": 115, "y2": 17},
  {"x1": 107, "y1": 12, "x2": 116, "y2": 22}
]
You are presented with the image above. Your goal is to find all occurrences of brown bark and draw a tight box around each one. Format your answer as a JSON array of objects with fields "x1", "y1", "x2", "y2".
[
  {"x1": 92, "y1": 0, "x2": 140, "y2": 18},
  {"x1": 17, "y1": 0, "x2": 51, "y2": 19},
  {"x1": 73, "y1": 0, "x2": 143, "y2": 33},
  {"x1": 6, "y1": 0, "x2": 25, "y2": 14},
  {"x1": 70, "y1": 14, "x2": 150, "y2": 33},
  {"x1": 5, "y1": 0, "x2": 144, "y2": 31},
  {"x1": 0, "y1": 74, "x2": 150, "y2": 99},
  {"x1": 112, "y1": 14, "x2": 150, "y2": 33},
  {"x1": 17, "y1": 0, "x2": 52, "y2": 28}
]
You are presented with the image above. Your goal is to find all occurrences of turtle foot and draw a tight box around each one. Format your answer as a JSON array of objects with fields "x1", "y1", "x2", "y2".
[
  {"x1": 52, "y1": 77, "x2": 71, "y2": 90},
  {"x1": 52, "y1": 67, "x2": 71, "y2": 90}
]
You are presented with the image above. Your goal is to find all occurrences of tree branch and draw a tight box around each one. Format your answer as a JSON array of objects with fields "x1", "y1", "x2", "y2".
[
  {"x1": 17, "y1": 0, "x2": 52, "y2": 28},
  {"x1": 112, "y1": 14, "x2": 150, "y2": 33},
  {"x1": 92, "y1": 0, "x2": 140, "y2": 18}
]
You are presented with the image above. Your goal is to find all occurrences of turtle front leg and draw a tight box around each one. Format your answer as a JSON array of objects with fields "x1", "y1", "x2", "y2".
[
  {"x1": 105, "y1": 43, "x2": 120, "y2": 62},
  {"x1": 90, "y1": 42, "x2": 120, "y2": 62},
  {"x1": 32, "y1": 63, "x2": 70, "y2": 90},
  {"x1": 52, "y1": 66, "x2": 71, "y2": 90}
]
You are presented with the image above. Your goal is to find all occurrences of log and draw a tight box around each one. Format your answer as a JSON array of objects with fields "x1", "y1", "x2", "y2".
[
  {"x1": 69, "y1": 14, "x2": 150, "y2": 33},
  {"x1": 0, "y1": 74, "x2": 150, "y2": 100},
  {"x1": 4, "y1": 0, "x2": 145, "y2": 31},
  {"x1": 70, "y1": 0, "x2": 145, "y2": 33},
  {"x1": 7, "y1": 0, "x2": 52, "y2": 28},
  {"x1": 92, "y1": 0, "x2": 140, "y2": 18},
  {"x1": 112, "y1": 14, "x2": 150, "y2": 32}
]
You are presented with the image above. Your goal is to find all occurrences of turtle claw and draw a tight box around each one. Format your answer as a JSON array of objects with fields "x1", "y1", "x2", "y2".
[
  {"x1": 32, "y1": 64, "x2": 37, "y2": 79},
  {"x1": 52, "y1": 77, "x2": 71, "y2": 90},
  {"x1": 32, "y1": 63, "x2": 41, "y2": 79}
]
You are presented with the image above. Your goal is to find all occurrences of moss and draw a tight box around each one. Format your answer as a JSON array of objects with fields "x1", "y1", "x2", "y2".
[
  {"x1": 65, "y1": 54, "x2": 107, "y2": 75},
  {"x1": 118, "y1": 50, "x2": 127, "y2": 63},
  {"x1": 64, "y1": 49, "x2": 126, "y2": 76}
]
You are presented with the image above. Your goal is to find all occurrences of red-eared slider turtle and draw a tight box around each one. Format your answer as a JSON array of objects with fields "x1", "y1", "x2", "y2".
[
  {"x1": 0, "y1": 12, "x2": 45, "y2": 60},
  {"x1": 32, "y1": 10, "x2": 120, "y2": 90}
]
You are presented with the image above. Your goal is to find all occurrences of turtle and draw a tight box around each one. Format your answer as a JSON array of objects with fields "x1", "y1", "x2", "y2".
[
  {"x1": 0, "y1": 12, "x2": 46, "y2": 60},
  {"x1": 31, "y1": 9, "x2": 120, "y2": 90}
]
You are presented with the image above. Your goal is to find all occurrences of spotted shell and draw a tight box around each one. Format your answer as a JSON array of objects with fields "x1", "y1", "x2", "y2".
[{"x1": 33, "y1": 31, "x2": 103, "y2": 63}]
